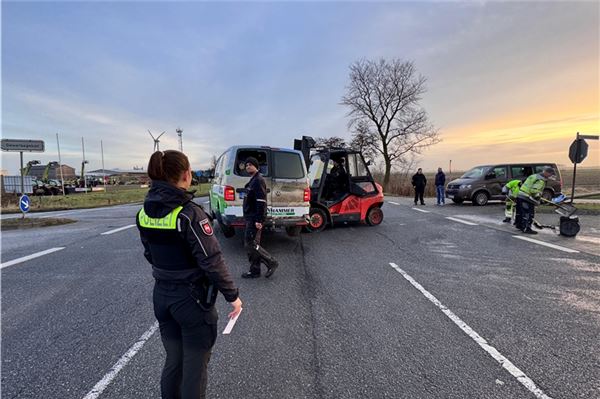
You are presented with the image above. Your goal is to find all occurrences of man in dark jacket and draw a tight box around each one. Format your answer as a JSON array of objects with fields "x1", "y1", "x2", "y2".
[
  {"x1": 412, "y1": 168, "x2": 427, "y2": 205},
  {"x1": 434, "y1": 167, "x2": 446, "y2": 206},
  {"x1": 241, "y1": 157, "x2": 279, "y2": 279}
]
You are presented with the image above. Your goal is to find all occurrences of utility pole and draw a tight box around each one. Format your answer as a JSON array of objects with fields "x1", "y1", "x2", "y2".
[
  {"x1": 82, "y1": 137, "x2": 87, "y2": 193},
  {"x1": 101, "y1": 140, "x2": 106, "y2": 191},
  {"x1": 176, "y1": 127, "x2": 183, "y2": 152},
  {"x1": 56, "y1": 133, "x2": 65, "y2": 196}
]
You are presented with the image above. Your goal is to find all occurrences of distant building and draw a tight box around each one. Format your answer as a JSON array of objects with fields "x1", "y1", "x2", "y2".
[{"x1": 29, "y1": 163, "x2": 76, "y2": 180}]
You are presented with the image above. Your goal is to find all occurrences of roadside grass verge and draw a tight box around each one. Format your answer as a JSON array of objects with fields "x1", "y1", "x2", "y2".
[
  {"x1": 1, "y1": 217, "x2": 77, "y2": 230},
  {"x1": 1, "y1": 184, "x2": 211, "y2": 214}
]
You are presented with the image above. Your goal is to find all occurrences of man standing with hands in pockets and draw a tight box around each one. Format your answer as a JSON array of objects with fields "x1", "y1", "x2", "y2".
[{"x1": 241, "y1": 157, "x2": 279, "y2": 279}]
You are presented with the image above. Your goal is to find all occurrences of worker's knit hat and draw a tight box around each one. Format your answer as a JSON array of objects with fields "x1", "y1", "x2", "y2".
[{"x1": 245, "y1": 157, "x2": 260, "y2": 169}]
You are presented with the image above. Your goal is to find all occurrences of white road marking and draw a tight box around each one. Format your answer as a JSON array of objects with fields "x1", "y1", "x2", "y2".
[
  {"x1": 82, "y1": 322, "x2": 159, "y2": 399},
  {"x1": 388, "y1": 201, "x2": 400, "y2": 205},
  {"x1": 512, "y1": 236, "x2": 579, "y2": 253},
  {"x1": 388, "y1": 262, "x2": 554, "y2": 399},
  {"x1": 101, "y1": 224, "x2": 136, "y2": 235},
  {"x1": 1, "y1": 247, "x2": 65, "y2": 269},
  {"x1": 446, "y1": 217, "x2": 478, "y2": 226},
  {"x1": 412, "y1": 207, "x2": 430, "y2": 213}
]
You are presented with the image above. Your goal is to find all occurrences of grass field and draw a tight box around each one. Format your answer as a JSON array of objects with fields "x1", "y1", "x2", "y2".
[{"x1": 1, "y1": 183, "x2": 211, "y2": 213}]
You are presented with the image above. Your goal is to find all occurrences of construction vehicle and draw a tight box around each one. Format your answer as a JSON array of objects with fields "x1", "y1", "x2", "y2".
[
  {"x1": 294, "y1": 136, "x2": 384, "y2": 232},
  {"x1": 21, "y1": 160, "x2": 40, "y2": 176}
]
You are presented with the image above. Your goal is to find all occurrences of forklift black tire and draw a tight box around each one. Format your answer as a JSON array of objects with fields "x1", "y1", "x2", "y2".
[
  {"x1": 307, "y1": 208, "x2": 327, "y2": 232},
  {"x1": 285, "y1": 226, "x2": 302, "y2": 237},
  {"x1": 366, "y1": 206, "x2": 384, "y2": 226},
  {"x1": 219, "y1": 221, "x2": 236, "y2": 238}
]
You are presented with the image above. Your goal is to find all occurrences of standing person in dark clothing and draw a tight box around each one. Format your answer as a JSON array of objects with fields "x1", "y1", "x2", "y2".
[
  {"x1": 412, "y1": 168, "x2": 427, "y2": 205},
  {"x1": 435, "y1": 167, "x2": 446, "y2": 206},
  {"x1": 137, "y1": 150, "x2": 242, "y2": 399},
  {"x1": 241, "y1": 157, "x2": 279, "y2": 279}
]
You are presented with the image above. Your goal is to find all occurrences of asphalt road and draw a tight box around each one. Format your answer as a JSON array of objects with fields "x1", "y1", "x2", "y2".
[{"x1": 2, "y1": 197, "x2": 599, "y2": 398}]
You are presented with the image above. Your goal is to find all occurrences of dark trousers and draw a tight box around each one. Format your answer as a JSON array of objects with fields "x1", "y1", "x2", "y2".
[
  {"x1": 414, "y1": 186, "x2": 425, "y2": 204},
  {"x1": 244, "y1": 220, "x2": 277, "y2": 275},
  {"x1": 516, "y1": 197, "x2": 535, "y2": 231},
  {"x1": 153, "y1": 281, "x2": 218, "y2": 399}
]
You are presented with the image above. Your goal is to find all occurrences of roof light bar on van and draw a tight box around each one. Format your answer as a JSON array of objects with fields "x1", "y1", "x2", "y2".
[{"x1": 224, "y1": 186, "x2": 236, "y2": 201}]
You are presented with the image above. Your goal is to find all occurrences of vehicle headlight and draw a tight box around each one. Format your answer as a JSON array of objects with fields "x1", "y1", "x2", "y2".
[{"x1": 460, "y1": 184, "x2": 471, "y2": 189}]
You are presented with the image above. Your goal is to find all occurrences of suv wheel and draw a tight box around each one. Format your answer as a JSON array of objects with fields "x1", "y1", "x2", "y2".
[{"x1": 472, "y1": 191, "x2": 489, "y2": 206}]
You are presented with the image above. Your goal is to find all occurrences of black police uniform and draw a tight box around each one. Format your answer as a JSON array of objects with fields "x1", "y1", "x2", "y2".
[
  {"x1": 136, "y1": 180, "x2": 238, "y2": 399},
  {"x1": 243, "y1": 172, "x2": 278, "y2": 277}
]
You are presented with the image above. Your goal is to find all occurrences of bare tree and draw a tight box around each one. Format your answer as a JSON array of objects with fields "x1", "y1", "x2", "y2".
[
  {"x1": 341, "y1": 58, "x2": 440, "y2": 189},
  {"x1": 315, "y1": 136, "x2": 347, "y2": 148}
]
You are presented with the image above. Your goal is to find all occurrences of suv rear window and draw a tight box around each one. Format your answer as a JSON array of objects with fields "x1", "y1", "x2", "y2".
[{"x1": 273, "y1": 151, "x2": 304, "y2": 179}]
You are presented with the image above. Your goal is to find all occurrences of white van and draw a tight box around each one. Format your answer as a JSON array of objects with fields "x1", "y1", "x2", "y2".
[{"x1": 209, "y1": 146, "x2": 310, "y2": 238}]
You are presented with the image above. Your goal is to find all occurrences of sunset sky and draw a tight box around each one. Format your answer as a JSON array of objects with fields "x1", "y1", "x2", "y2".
[{"x1": 2, "y1": 1, "x2": 599, "y2": 175}]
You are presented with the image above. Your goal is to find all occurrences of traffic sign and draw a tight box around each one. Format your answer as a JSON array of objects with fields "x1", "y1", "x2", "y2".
[
  {"x1": 19, "y1": 195, "x2": 31, "y2": 213},
  {"x1": 568, "y1": 138, "x2": 588, "y2": 164},
  {"x1": 1, "y1": 139, "x2": 45, "y2": 152}
]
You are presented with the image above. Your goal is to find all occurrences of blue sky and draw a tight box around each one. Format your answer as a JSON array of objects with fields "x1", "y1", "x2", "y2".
[{"x1": 2, "y1": 1, "x2": 598, "y2": 175}]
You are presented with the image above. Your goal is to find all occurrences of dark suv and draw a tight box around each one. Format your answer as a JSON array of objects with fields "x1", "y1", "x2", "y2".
[{"x1": 445, "y1": 163, "x2": 562, "y2": 206}]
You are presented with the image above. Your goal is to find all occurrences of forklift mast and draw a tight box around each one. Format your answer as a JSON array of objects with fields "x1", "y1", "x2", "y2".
[{"x1": 294, "y1": 136, "x2": 316, "y2": 168}]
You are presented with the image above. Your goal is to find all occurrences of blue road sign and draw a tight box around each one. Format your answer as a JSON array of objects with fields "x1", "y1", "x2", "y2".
[{"x1": 19, "y1": 195, "x2": 31, "y2": 213}]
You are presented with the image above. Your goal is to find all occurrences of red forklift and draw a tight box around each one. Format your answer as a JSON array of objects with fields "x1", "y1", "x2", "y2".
[{"x1": 294, "y1": 136, "x2": 385, "y2": 232}]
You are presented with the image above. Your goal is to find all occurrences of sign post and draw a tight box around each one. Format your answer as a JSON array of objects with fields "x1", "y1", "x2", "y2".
[
  {"x1": 568, "y1": 132, "x2": 599, "y2": 204},
  {"x1": 19, "y1": 194, "x2": 31, "y2": 218},
  {"x1": 1, "y1": 139, "x2": 45, "y2": 200}
]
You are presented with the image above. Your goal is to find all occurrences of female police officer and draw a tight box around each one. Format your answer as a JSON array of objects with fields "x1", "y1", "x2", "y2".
[{"x1": 137, "y1": 150, "x2": 242, "y2": 399}]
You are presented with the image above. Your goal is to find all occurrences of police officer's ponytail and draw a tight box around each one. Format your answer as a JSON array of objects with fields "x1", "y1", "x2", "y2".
[{"x1": 147, "y1": 150, "x2": 190, "y2": 185}]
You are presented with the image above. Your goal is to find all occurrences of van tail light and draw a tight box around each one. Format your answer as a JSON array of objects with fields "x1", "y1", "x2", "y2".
[
  {"x1": 304, "y1": 187, "x2": 310, "y2": 202},
  {"x1": 224, "y1": 186, "x2": 235, "y2": 201}
]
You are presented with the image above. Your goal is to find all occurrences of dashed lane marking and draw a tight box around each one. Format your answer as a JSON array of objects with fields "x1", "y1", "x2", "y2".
[
  {"x1": 412, "y1": 207, "x2": 430, "y2": 213},
  {"x1": 513, "y1": 236, "x2": 579, "y2": 253},
  {"x1": 446, "y1": 217, "x2": 478, "y2": 226},
  {"x1": 388, "y1": 263, "x2": 553, "y2": 399},
  {"x1": 101, "y1": 224, "x2": 136, "y2": 235},
  {"x1": 1, "y1": 247, "x2": 66, "y2": 269},
  {"x1": 82, "y1": 322, "x2": 159, "y2": 399},
  {"x1": 388, "y1": 201, "x2": 400, "y2": 205}
]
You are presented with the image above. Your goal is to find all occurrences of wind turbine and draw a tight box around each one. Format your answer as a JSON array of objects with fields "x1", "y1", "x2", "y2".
[{"x1": 148, "y1": 130, "x2": 166, "y2": 152}]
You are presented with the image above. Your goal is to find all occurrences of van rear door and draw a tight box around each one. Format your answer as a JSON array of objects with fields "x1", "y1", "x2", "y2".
[{"x1": 270, "y1": 150, "x2": 309, "y2": 220}]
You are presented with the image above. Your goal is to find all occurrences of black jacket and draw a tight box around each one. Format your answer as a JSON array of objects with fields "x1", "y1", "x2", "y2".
[
  {"x1": 435, "y1": 172, "x2": 446, "y2": 186},
  {"x1": 412, "y1": 173, "x2": 427, "y2": 188},
  {"x1": 243, "y1": 173, "x2": 267, "y2": 223},
  {"x1": 137, "y1": 180, "x2": 238, "y2": 303}
]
